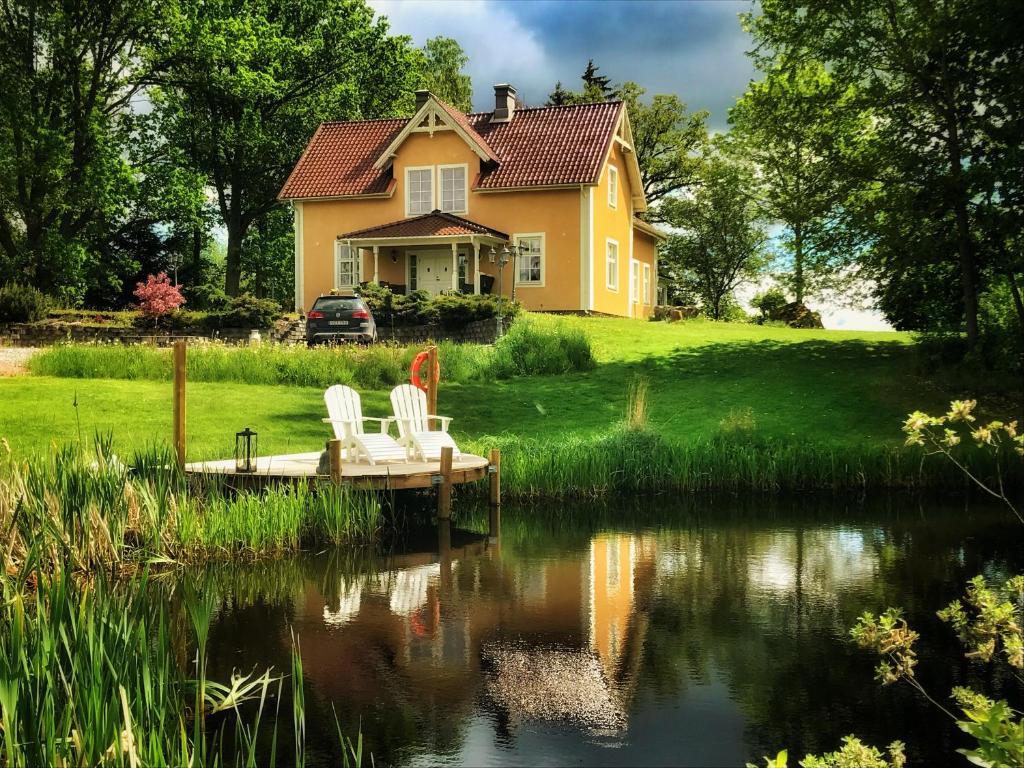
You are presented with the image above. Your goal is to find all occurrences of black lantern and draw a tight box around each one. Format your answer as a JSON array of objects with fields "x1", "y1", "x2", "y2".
[{"x1": 235, "y1": 428, "x2": 258, "y2": 473}]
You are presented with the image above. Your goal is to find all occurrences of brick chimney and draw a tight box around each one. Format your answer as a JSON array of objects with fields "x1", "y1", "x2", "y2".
[
  {"x1": 415, "y1": 90, "x2": 431, "y2": 111},
  {"x1": 491, "y1": 83, "x2": 517, "y2": 123}
]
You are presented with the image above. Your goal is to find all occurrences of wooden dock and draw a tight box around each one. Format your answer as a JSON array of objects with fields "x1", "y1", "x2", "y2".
[{"x1": 184, "y1": 451, "x2": 491, "y2": 491}]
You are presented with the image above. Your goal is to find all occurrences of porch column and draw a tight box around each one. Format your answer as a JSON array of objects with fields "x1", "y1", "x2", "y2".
[
  {"x1": 473, "y1": 240, "x2": 481, "y2": 295},
  {"x1": 372, "y1": 245, "x2": 379, "y2": 284},
  {"x1": 450, "y1": 242, "x2": 458, "y2": 292}
]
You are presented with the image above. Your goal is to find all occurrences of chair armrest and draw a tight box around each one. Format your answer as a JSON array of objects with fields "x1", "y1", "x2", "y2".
[
  {"x1": 361, "y1": 416, "x2": 394, "y2": 434},
  {"x1": 426, "y1": 415, "x2": 453, "y2": 431}
]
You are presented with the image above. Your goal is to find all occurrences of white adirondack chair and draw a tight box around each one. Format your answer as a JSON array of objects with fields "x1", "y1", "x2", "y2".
[
  {"x1": 389, "y1": 384, "x2": 461, "y2": 461},
  {"x1": 323, "y1": 385, "x2": 407, "y2": 465}
]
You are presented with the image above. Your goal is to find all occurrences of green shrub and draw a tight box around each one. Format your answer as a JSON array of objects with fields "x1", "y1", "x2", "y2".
[
  {"x1": 187, "y1": 283, "x2": 232, "y2": 311},
  {"x1": 491, "y1": 317, "x2": 595, "y2": 377},
  {"x1": 360, "y1": 284, "x2": 517, "y2": 329},
  {"x1": 751, "y1": 287, "x2": 788, "y2": 322},
  {"x1": 200, "y1": 293, "x2": 283, "y2": 329},
  {"x1": 0, "y1": 283, "x2": 49, "y2": 323}
]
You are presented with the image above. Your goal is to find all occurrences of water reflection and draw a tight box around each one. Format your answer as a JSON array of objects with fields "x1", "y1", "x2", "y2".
[{"x1": 187, "y1": 500, "x2": 1022, "y2": 767}]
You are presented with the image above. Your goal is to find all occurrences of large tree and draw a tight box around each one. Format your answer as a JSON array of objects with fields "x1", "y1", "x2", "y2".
[
  {"x1": 746, "y1": 0, "x2": 1022, "y2": 350},
  {"x1": 660, "y1": 151, "x2": 770, "y2": 320},
  {"x1": 153, "y1": 0, "x2": 422, "y2": 296},
  {"x1": 729, "y1": 61, "x2": 866, "y2": 304},
  {"x1": 420, "y1": 36, "x2": 471, "y2": 112},
  {"x1": 0, "y1": 0, "x2": 160, "y2": 299}
]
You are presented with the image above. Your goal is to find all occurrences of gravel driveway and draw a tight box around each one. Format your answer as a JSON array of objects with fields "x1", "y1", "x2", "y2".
[{"x1": 0, "y1": 347, "x2": 37, "y2": 376}]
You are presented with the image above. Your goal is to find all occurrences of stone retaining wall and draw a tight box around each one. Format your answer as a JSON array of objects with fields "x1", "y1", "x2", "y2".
[
  {"x1": 0, "y1": 321, "x2": 289, "y2": 347},
  {"x1": 375, "y1": 317, "x2": 500, "y2": 344}
]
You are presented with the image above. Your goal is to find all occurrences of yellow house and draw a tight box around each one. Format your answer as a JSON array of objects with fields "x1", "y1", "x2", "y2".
[{"x1": 279, "y1": 84, "x2": 666, "y2": 318}]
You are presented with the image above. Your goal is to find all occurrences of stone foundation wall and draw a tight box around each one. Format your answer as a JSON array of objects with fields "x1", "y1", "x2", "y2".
[
  {"x1": 375, "y1": 317, "x2": 499, "y2": 345},
  {"x1": 0, "y1": 321, "x2": 290, "y2": 347}
]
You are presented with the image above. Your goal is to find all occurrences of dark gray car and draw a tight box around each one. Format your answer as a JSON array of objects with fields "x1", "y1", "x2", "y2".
[{"x1": 306, "y1": 294, "x2": 377, "y2": 345}]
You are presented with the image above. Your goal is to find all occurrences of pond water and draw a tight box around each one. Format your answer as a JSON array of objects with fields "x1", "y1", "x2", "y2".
[{"x1": 190, "y1": 497, "x2": 1022, "y2": 767}]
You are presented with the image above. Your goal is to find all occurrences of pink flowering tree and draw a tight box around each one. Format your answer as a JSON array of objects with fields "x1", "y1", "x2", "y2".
[{"x1": 134, "y1": 273, "x2": 185, "y2": 325}]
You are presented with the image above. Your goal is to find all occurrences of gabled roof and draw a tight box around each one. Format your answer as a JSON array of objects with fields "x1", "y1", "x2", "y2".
[
  {"x1": 373, "y1": 95, "x2": 499, "y2": 169},
  {"x1": 279, "y1": 96, "x2": 630, "y2": 201},
  {"x1": 338, "y1": 211, "x2": 508, "y2": 241}
]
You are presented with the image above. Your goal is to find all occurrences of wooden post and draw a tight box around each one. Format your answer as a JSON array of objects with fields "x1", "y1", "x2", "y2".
[
  {"x1": 488, "y1": 447, "x2": 501, "y2": 537},
  {"x1": 437, "y1": 445, "x2": 453, "y2": 519},
  {"x1": 425, "y1": 345, "x2": 439, "y2": 426},
  {"x1": 172, "y1": 340, "x2": 186, "y2": 468},
  {"x1": 328, "y1": 439, "x2": 343, "y2": 486}
]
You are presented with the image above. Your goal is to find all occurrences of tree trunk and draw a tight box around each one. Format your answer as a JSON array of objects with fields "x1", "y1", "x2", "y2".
[
  {"x1": 225, "y1": 217, "x2": 244, "y2": 296},
  {"x1": 944, "y1": 110, "x2": 978, "y2": 350},
  {"x1": 793, "y1": 222, "x2": 805, "y2": 304},
  {"x1": 1007, "y1": 271, "x2": 1024, "y2": 333}
]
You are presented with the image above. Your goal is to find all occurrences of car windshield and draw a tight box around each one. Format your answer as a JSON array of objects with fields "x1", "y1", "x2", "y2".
[{"x1": 313, "y1": 297, "x2": 362, "y2": 311}]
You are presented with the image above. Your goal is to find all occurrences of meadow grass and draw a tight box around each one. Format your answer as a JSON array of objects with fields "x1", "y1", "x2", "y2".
[
  {"x1": 5, "y1": 314, "x2": 1021, "y2": 495},
  {"x1": 27, "y1": 315, "x2": 593, "y2": 389}
]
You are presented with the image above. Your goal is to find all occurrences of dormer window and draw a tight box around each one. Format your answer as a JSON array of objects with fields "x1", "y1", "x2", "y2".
[
  {"x1": 406, "y1": 167, "x2": 434, "y2": 215},
  {"x1": 439, "y1": 164, "x2": 467, "y2": 214}
]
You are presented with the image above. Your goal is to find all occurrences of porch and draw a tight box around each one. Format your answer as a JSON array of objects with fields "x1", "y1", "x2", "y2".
[{"x1": 338, "y1": 211, "x2": 512, "y2": 298}]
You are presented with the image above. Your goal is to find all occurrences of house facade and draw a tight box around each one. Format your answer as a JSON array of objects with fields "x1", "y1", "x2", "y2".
[{"x1": 279, "y1": 84, "x2": 665, "y2": 318}]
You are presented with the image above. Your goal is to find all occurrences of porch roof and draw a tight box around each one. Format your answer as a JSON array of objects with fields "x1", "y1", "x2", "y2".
[{"x1": 338, "y1": 210, "x2": 509, "y2": 246}]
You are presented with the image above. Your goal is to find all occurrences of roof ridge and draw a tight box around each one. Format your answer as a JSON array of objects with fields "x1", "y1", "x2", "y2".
[
  {"x1": 466, "y1": 100, "x2": 623, "y2": 119},
  {"x1": 318, "y1": 116, "x2": 409, "y2": 127}
]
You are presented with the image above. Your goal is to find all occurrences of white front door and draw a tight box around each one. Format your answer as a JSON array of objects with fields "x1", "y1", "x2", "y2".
[{"x1": 411, "y1": 251, "x2": 455, "y2": 296}]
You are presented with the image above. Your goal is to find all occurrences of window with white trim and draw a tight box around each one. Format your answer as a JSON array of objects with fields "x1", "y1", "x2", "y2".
[
  {"x1": 631, "y1": 260, "x2": 640, "y2": 303},
  {"x1": 406, "y1": 167, "x2": 433, "y2": 215},
  {"x1": 514, "y1": 233, "x2": 544, "y2": 285},
  {"x1": 439, "y1": 165, "x2": 467, "y2": 213},
  {"x1": 335, "y1": 243, "x2": 359, "y2": 289},
  {"x1": 642, "y1": 263, "x2": 652, "y2": 304},
  {"x1": 408, "y1": 254, "x2": 418, "y2": 290},
  {"x1": 606, "y1": 239, "x2": 619, "y2": 291},
  {"x1": 607, "y1": 165, "x2": 618, "y2": 209}
]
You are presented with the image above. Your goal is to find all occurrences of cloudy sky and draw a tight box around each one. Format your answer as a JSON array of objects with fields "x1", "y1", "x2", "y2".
[
  {"x1": 368, "y1": 0, "x2": 756, "y2": 130},
  {"x1": 367, "y1": 0, "x2": 892, "y2": 330}
]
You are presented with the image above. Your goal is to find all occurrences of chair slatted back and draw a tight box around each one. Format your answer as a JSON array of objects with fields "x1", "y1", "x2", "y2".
[
  {"x1": 390, "y1": 384, "x2": 428, "y2": 438},
  {"x1": 324, "y1": 385, "x2": 364, "y2": 439}
]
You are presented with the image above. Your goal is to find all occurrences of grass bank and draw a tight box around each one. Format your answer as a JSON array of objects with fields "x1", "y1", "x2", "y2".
[{"x1": 4, "y1": 314, "x2": 1021, "y2": 495}]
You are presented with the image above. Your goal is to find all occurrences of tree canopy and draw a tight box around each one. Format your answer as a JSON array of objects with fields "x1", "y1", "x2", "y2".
[{"x1": 420, "y1": 36, "x2": 472, "y2": 112}]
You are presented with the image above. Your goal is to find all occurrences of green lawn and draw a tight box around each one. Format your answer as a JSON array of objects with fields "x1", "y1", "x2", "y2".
[{"x1": 0, "y1": 316, "x2": 941, "y2": 461}]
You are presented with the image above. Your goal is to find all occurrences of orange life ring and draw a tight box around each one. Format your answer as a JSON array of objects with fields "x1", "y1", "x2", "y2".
[{"x1": 410, "y1": 351, "x2": 440, "y2": 391}]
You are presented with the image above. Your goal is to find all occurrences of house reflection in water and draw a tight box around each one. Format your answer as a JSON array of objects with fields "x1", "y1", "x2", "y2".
[{"x1": 297, "y1": 531, "x2": 658, "y2": 740}]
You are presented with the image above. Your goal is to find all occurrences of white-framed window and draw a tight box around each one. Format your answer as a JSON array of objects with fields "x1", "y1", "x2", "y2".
[
  {"x1": 514, "y1": 233, "x2": 545, "y2": 286},
  {"x1": 631, "y1": 260, "x2": 640, "y2": 303},
  {"x1": 408, "y1": 253, "x2": 418, "y2": 290},
  {"x1": 642, "y1": 263, "x2": 652, "y2": 305},
  {"x1": 439, "y1": 164, "x2": 467, "y2": 214},
  {"x1": 607, "y1": 165, "x2": 618, "y2": 209},
  {"x1": 458, "y1": 251, "x2": 467, "y2": 285},
  {"x1": 405, "y1": 166, "x2": 434, "y2": 215},
  {"x1": 335, "y1": 242, "x2": 359, "y2": 289},
  {"x1": 606, "y1": 238, "x2": 619, "y2": 291}
]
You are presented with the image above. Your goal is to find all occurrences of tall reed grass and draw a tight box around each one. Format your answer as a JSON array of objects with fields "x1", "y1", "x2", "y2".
[
  {"x1": 0, "y1": 564, "x2": 361, "y2": 766},
  {"x1": 465, "y1": 426, "x2": 1022, "y2": 498},
  {"x1": 28, "y1": 317, "x2": 595, "y2": 388},
  {"x1": 0, "y1": 441, "x2": 382, "y2": 573}
]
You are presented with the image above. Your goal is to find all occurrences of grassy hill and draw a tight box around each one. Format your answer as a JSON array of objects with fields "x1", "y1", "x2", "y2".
[{"x1": 1, "y1": 315, "x2": 1014, "y2": 493}]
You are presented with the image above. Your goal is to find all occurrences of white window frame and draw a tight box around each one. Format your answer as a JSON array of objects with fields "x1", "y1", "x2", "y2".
[
  {"x1": 334, "y1": 241, "x2": 360, "y2": 290},
  {"x1": 407, "y1": 253, "x2": 418, "y2": 291},
  {"x1": 642, "y1": 263, "x2": 652, "y2": 305},
  {"x1": 513, "y1": 232, "x2": 545, "y2": 287},
  {"x1": 438, "y1": 163, "x2": 468, "y2": 215},
  {"x1": 405, "y1": 165, "x2": 435, "y2": 216},
  {"x1": 607, "y1": 165, "x2": 618, "y2": 209},
  {"x1": 606, "y1": 238, "x2": 619, "y2": 292},
  {"x1": 631, "y1": 259, "x2": 640, "y2": 303}
]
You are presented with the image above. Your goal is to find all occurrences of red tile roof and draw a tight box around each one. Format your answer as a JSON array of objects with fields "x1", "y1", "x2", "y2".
[
  {"x1": 279, "y1": 118, "x2": 404, "y2": 199},
  {"x1": 432, "y1": 99, "x2": 499, "y2": 164},
  {"x1": 279, "y1": 100, "x2": 624, "y2": 200},
  {"x1": 339, "y1": 211, "x2": 509, "y2": 240}
]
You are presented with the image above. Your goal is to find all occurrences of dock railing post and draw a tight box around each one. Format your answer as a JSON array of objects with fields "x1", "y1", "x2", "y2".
[
  {"x1": 437, "y1": 445, "x2": 453, "y2": 519},
  {"x1": 488, "y1": 448, "x2": 501, "y2": 537},
  {"x1": 172, "y1": 340, "x2": 187, "y2": 468},
  {"x1": 328, "y1": 439, "x2": 343, "y2": 486},
  {"x1": 425, "y1": 345, "x2": 439, "y2": 430}
]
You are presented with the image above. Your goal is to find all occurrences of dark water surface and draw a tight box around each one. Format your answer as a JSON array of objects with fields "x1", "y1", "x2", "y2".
[{"x1": 189, "y1": 497, "x2": 1023, "y2": 767}]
